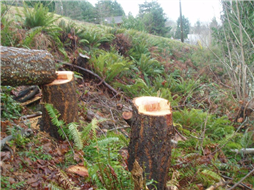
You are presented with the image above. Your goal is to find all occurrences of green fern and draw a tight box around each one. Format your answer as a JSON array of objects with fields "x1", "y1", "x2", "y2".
[
  {"x1": 44, "y1": 104, "x2": 65, "y2": 127},
  {"x1": 22, "y1": 26, "x2": 43, "y2": 47},
  {"x1": 81, "y1": 118, "x2": 99, "y2": 143},
  {"x1": 114, "y1": 78, "x2": 152, "y2": 98},
  {"x1": 68, "y1": 123, "x2": 83, "y2": 150},
  {"x1": 0, "y1": 17, "x2": 19, "y2": 46},
  {"x1": 200, "y1": 169, "x2": 221, "y2": 182},
  {"x1": 44, "y1": 104, "x2": 67, "y2": 139},
  {"x1": 96, "y1": 137, "x2": 119, "y2": 147},
  {"x1": 89, "y1": 50, "x2": 132, "y2": 83}
]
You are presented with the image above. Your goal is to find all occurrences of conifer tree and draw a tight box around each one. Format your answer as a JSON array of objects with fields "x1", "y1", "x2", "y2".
[
  {"x1": 175, "y1": 15, "x2": 190, "y2": 39},
  {"x1": 138, "y1": 1, "x2": 169, "y2": 36}
]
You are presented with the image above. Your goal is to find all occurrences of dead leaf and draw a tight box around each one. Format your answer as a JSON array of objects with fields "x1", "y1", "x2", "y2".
[
  {"x1": 27, "y1": 177, "x2": 38, "y2": 184},
  {"x1": 237, "y1": 117, "x2": 244, "y2": 123},
  {"x1": 59, "y1": 143, "x2": 69, "y2": 154},
  {"x1": 8, "y1": 177, "x2": 15, "y2": 184},
  {"x1": 66, "y1": 165, "x2": 89, "y2": 177},
  {"x1": 1, "y1": 120, "x2": 12, "y2": 133},
  {"x1": 43, "y1": 143, "x2": 53, "y2": 153},
  {"x1": 1, "y1": 151, "x2": 11, "y2": 161}
]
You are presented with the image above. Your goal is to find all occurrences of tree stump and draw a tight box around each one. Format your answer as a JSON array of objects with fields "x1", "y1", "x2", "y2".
[
  {"x1": 127, "y1": 96, "x2": 174, "y2": 190},
  {"x1": 1, "y1": 46, "x2": 57, "y2": 86},
  {"x1": 40, "y1": 71, "x2": 78, "y2": 140}
]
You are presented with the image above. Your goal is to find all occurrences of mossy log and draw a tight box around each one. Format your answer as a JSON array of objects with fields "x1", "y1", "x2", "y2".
[
  {"x1": 41, "y1": 71, "x2": 78, "y2": 140},
  {"x1": 127, "y1": 96, "x2": 174, "y2": 190},
  {"x1": 1, "y1": 46, "x2": 57, "y2": 86}
]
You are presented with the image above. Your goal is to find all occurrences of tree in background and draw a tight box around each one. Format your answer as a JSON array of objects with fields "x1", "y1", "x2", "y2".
[
  {"x1": 175, "y1": 15, "x2": 190, "y2": 39},
  {"x1": 79, "y1": 1, "x2": 96, "y2": 22},
  {"x1": 138, "y1": 1, "x2": 169, "y2": 36},
  {"x1": 55, "y1": 1, "x2": 96, "y2": 22},
  {"x1": 212, "y1": 1, "x2": 254, "y2": 102},
  {"x1": 193, "y1": 20, "x2": 201, "y2": 34},
  {"x1": 22, "y1": 0, "x2": 55, "y2": 12},
  {"x1": 121, "y1": 13, "x2": 147, "y2": 32},
  {"x1": 95, "y1": 0, "x2": 125, "y2": 23}
]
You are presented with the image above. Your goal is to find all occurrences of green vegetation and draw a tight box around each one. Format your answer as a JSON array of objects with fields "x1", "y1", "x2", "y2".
[{"x1": 1, "y1": 1, "x2": 254, "y2": 189}]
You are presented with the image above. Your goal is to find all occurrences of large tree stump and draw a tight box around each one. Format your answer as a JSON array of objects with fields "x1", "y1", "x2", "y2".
[
  {"x1": 127, "y1": 96, "x2": 174, "y2": 190},
  {"x1": 40, "y1": 71, "x2": 78, "y2": 140},
  {"x1": 1, "y1": 46, "x2": 57, "y2": 86}
]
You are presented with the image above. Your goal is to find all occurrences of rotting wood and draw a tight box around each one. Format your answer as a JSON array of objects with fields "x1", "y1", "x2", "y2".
[
  {"x1": 1, "y1": 46, "x2": 57, "y2": 86},
  {"x1": 127, "y1": 96, "x2": 174, "y2": 190},
  {"x1": 0, "y1": 128, "x2": 33, "y2": 151},
  {"x1": 131, "y1": 160, "x2": 148, "y2": 190},
  {"x1": 40, "y1": 71, "x2": 78, "y2": 140}
]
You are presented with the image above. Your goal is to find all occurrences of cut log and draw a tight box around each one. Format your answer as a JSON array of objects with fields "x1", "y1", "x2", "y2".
[
  {"x1": 1, "y1": 46, "x2": 57, "y2": 86},
  {"x1": 40, "y1": 71, "x2": 78, "y2": 140},
  {"x1": 127, "y1": 96, "x2": 174, "y2": 190}
]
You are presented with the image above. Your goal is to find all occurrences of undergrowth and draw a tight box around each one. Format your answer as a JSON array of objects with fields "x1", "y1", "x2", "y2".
[{"x1": 2, "y1": 2, "x2": 254, "y2": 189}]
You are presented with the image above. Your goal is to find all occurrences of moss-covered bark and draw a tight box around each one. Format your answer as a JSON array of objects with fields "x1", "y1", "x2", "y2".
[{"x1": 1, "y1": 46, "x2": 57, "y2": 86}]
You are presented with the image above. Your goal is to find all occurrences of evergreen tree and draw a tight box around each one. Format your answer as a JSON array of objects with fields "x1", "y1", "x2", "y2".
[
  {"x1": 95, "y1": 0, "x2": 125, "y2": 23},
  {"x1": 121, "y1": 13, "x2": 147, "y2": 32},
  {"x1": 193, "y1": 20, "x2": 201, "y2": 34},
  {"x1": 138, "y1": 1, "x2": 169, "y2": 36},
  {"x1": 55, "y1": 1, "x2": 95, "y2": 22},
  {"x1": 175, "y1": 15, "x2": 190, "y2": 39},
  {"x1": 79, "y1": 1, "x2": 96, "y2": 22}
]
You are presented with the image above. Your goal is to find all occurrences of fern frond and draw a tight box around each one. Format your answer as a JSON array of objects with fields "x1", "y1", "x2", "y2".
[
  {"x1": 22, "y1": 26, "x2": 43, "y2": 47},
  {"x1": 44, "y1": 103, "x2": 65, "y2": 127},
  {"x1": 96, "y1": 137, "x2": 119, "y2": 147},
  {"x1": 68, "y1": 123, "x2": 83, "y2": 150},
  {"x1": 44, "y1": 183, "x2": 64, "y2": 190},
  {"x1": 201, "y1": 169, "x2": 221, "y2": 182}
]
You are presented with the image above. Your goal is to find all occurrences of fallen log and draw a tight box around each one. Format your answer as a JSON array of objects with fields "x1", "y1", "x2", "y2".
[
  {"x1": 0, "y1": 128, "x2": 33, "y2": 151},
  {"x1": 127, "y1": 96, "x2": 174, "y2": 190},
  {"x1": 231, "y1": 148, "x2": 254, "y2": 154},
  {"x1": 1, "y1": 46, "x2": 57, "y2": 86},
  {"x1": 40, "y1": 71, "x2": 78, "y2": 140}
]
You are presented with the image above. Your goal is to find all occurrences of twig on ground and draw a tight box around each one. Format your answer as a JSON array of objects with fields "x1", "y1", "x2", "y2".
[
  {"x1": 206, "y1": 180, "x2": 231, "y2": 190},
  {"x1": 221, "y1": 174, "x2": 253, "y2": 190},
  {"x1": 226, "y1": 168, "x2": 254, "y2": 190},
  {"x1": 59, "y1": 61, "x2": 131, "y2": 103}
]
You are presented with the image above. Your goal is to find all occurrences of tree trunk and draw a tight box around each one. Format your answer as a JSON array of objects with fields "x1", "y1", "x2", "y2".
[
  {"x1": 40, "y1": 71, "x2": 78, "y2": 140},
  {"x1": 1, "y1": 46, "x2": 57, "y2": 86},
  {"x1": 127, "y1": 96, "x2": 174, "y2": 190}
]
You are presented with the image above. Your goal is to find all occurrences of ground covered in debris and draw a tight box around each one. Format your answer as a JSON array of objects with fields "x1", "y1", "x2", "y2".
[{"x1": 1, "y1": 73, "x2": 133, "y2": 190}]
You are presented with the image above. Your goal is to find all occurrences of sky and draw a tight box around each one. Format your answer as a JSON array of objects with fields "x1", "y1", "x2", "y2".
[{"x1": 88, "y1": 0, "x2": 223, "y2": 26}]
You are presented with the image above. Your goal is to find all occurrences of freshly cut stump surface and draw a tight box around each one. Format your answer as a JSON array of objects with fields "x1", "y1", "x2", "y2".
[
  {"x1": 127, "y1": 96, "x2": 174, "y2": 190},
  {"x1": 41, "y1": 71, "x2": 78, "y2": 140}
]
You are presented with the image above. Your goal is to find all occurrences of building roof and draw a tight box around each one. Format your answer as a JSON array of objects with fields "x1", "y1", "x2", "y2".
[{"x1": 104, "y1": 16, "x2": 123, "y2": 24}]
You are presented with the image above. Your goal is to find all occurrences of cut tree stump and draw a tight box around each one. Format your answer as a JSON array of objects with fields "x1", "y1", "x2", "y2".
[
  {"x1": 40, "y1": 71, "x2": 78, "y2": 140},
  {"x1": 1, "y1": 46, "x2": 57, "y2": 86},
  {"x1": 127, "y1": 96, "x2": 174, "y2": 190}
]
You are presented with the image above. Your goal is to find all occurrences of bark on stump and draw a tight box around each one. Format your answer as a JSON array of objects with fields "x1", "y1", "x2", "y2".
[
  {"x1": 127, "y1": 96, "x2": 174, "y2": 190},
  {"x1": 41, "y1": 71, "x2": 78, "y2": 140},
  {"x1": 1, "y1": 46, "x2": 57, "y2": 86}
]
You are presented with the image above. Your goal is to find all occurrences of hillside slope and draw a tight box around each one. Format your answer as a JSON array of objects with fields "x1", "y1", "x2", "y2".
[{"x1": 1, "y1": 4, "x2": 253, "y2": 190}]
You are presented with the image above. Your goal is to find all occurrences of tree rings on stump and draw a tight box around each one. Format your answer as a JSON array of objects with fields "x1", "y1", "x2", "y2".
[
  {"x1": 40, "y1": 71, "x2": 78, "y2": 140},
  {"x1": 127, "y1": 96, "x2": 174, "y2": 190}
]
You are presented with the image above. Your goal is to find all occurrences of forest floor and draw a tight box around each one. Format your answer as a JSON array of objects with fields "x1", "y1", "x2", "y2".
[{"x1": 0, "y1": 71, "x2": 132, "y2": 189}]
